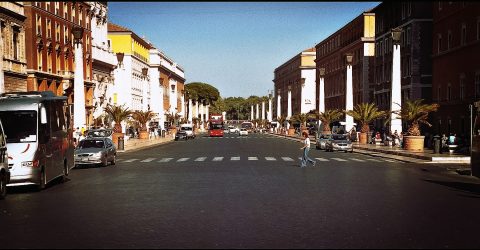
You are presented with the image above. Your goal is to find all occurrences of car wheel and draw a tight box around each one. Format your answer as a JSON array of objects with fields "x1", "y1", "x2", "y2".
[
  {"x1": 61, "y1": 161, "x2": 69, "y2": 183},
  {"x1": 0, "y1": 172, "x2": 7, "y2": 200},
  {"x1": 111, "y1": 154, "x2": 116, "y2": 165},
  {"x1": 37, "y1": 169, "x2": 46, "y2": 191}
]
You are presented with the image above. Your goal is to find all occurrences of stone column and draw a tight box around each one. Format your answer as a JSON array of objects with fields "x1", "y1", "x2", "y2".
[
  {"x1": 206, "y1": 104, "x2": 210, "y2": 125},
  {"x1": 256, "y1": 103, "x2": 259, "y2": 120},
  {"x1": 318, "y1": 68, "x2": 326, "y2": 126},
  {"x1": 261, "y1": 101, "x2": 265, "y2": 120},
  {"x1": 277, "y1": 92, "x2": 281, "y2": 119},
  {"x1": 74, "y1": 42, "x2": 86, "y2": 130},
  {"x1": 268, "y1": 98, "x2": 273, "y2": 122},
  {"x1": 345, "y1": 54, "x2": 354, "y2": 132},
  {"x1": 287, "y1": 86, "x2": 292, "y2": 129},
  {"x1": 391, "y1": 38, "x2": 403, "y2": 134},
  {"x1": 188, "y1": 99, "x2": 193, "y2": 123},
  {"x1": 251, "y1": 105, "x2": 254, "y2": 120}
]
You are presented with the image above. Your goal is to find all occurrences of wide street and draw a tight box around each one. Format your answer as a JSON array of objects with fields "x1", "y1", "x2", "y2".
[{"x1": 1, "y1": 133, "x2": 480, "y2": 248}]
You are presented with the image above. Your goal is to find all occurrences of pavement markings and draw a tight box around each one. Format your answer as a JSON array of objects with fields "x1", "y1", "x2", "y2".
[
  {"x1": 140, "y1": 158, "x2": 156, "y2": 162},
  {"x1": 281, "y1": 157, "x2": 294, "y2": 161},
  {"x1": 212, "y1": 157, "x2": 224, "y2": 161},
  {"x1": 331, "y1": 158, "x2": 348, "y2": 162},
  {"x1": 231, "y1": 157, "x2": 240, "y2": 161},
  {"x1": 177, "y1": 158, "x2": 190, "y2": 162},
  {"x1": 350, "y1": 158, "x2": 366, "y2": 162},
  {"x1": 383, "y1": 159, "x2": 397, "y2": 163},
  {"x1": 158, "y1": 158, "x2": 173, "y2": 163},
  {"x1": 194, "y1": 157, "x2": 207, "y2": 162},
  {"x1": 366, "y1": 158, "x2": 382, "y2": 162},
  {"x1": 265, "y1": 157, "x2": 277, "y2": 161},
  {"x1": 315, "y1": 158, "x2": 329, "y2": 162},
  {"x1": 248, "y1": 157, "x2": 258, "y2": 161},
  {"x1": 123, "y1": 159, "x2": 139, "y2": 163}
]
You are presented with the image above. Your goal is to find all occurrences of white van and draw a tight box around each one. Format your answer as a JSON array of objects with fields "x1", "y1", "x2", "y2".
[
  {"x1": 0, "y1": 91, "x2": 74, "y2": 190},
  {"x1": 180, "y1": 124, "x2": 195, "y2": 139}
]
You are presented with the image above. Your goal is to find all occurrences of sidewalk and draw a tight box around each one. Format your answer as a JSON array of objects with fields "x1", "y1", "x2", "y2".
[
  {"x1": 118, "y1": 134, "x2": 175, "y2": 153},
  {"x1": 267, "y1": 132, "x2": 471, "y2": 164}
]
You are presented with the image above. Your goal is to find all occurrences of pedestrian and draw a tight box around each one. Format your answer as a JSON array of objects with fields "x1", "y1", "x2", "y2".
[
  {"x1": 399, "y1": 132, "x2": 404, "y2": 148},
  {"x1": 300, "y1": 131, "x2": 316, "y2": 168},
  {"x1": 393, "y1": 130, "x2": 399, "y2": 146}
]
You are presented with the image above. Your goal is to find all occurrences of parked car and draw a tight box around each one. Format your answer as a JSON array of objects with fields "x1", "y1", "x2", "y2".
[
  {"x1": 239, "y1": 128, "x2": 248, "y2": 136},
  {"x1": 316, "y1": 133, "x2": 332, "y2": 150},
  {"x1": 75, "y1": 138, "x2": 117, "y2": 167},
  {"x1": 0, "y1": 119, "x2": 9, "y2": 199},
  {"x1": 86, "y1": 128, "x2": 113, "y2": 140},
  {"x1": 180, "y1": 124, "x2": 195, "y2": 139},
  {"x1": 229, "y1": 126, "x2": 239, "y2": 133},
  {"x1": 325, "y1": 134, "x2": 353, "y2": 152},
  {"x1": 175, "y1": 131, "x2": 189, "y2": 141}
]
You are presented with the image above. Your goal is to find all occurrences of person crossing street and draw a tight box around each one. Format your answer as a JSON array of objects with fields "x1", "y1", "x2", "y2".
[{"x1": 300, "y1": 131, "x2": 316, "y2": 168}]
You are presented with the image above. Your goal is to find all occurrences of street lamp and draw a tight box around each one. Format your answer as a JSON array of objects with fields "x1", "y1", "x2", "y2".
[
  {"x1": 391, "y1": 27, "x2": 402, "y2": 45},
  {"x1": 72, "y1": 25, "x2": 86, "y2": 130},
  {"x1": 345, "y1": 53, "x2": 354, "y2": 132},
  {"x1": 319, "y1": 67, "x2": 326, "y2": 116},
  {"x1": 116, "y1": 52, "x2": 124, "y2": 67},
  {"x1": 345, "y1": 53, "x2": 353, "y2": 65}
]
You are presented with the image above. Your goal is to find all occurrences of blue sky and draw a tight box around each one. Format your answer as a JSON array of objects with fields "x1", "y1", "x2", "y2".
[{"x1": 108, "y1": 2, "x2": 380, "y2": 98}]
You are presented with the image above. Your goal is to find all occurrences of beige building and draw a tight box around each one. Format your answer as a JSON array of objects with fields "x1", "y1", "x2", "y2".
[{"x1": 0, "y1": 2, "x2": 27, "y2": 93}]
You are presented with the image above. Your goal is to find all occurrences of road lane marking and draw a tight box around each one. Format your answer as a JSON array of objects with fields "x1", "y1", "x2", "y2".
[
  {"x1": 366, "y1": 158, "x2": 382, "y2": 162},
  {"x1": 231, "y1": 157, "x2": 240, "y2": 161},
  {"x1": 350, "y1": 158, "x2": 366, "y2": 162},
  {"x1": 123, "y1": 159, "x2": 139, "y2": 163},
  {"x1": 213, "y1": 157, "x2": 224, "y2": 161},
  {"x1": 383, "y1": 159, "x2": 397, "y2": 163},
  {"x1": 158, "y1": 158, "x2": 173, "y2": 162},
  {"x1": 177, "y1": 158, "x2": 190, "y2": 162},
  {"x1": 140, "y1": 158, "x2": 156, "y2": 162},
  {"x1": 315, "y1": 158, "x2": 329, "y2": 161},
  {"x1": 332, "y1": 158, "x2": 348, "y2": 162},
  {"x1": 248, "y1": 157, "x2": 258, "y2": 161},
  {"x1": 265, "y1": 157, "x2": 276, "y2": 161},
  {"x1": 282, "y1": 157, "x2": 294, "y2": 161},
  {"x1": 194, "y1": 157, "x2": 207, "y2": 162}
]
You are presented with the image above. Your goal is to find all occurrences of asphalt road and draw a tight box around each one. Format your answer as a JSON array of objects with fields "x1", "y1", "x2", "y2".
[{"x1": 1, "y1": 133, "x2": 480, "y2": 248}]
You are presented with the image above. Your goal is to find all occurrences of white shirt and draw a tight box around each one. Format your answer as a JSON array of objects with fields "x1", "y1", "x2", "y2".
[{"x1": 304, "y1": 137, "x2": 311, "y2": 148}]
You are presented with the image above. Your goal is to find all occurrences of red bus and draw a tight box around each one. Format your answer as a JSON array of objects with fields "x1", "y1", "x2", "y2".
[{"x1": 208, "y1": 114, "x2": 224, "y2": 137}]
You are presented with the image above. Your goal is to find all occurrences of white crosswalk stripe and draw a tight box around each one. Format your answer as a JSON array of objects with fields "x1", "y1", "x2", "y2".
[
  {"x1": 231, "y1": 157, "x2": 240, "y2": 161},
  {"x1": 332, "y1": 158, "x2": 347, "y2": 162},
  {"x1": 350, "y1": 158, "x2": 366, "y2": 162},
  {"x1": 265, "y1": 157, "x2": 276, "y2": 161},
  {"x1": 140, "y1": 158, "x2": 156, "y2": 162},
  {"x1": 194, "y1": 157, "x2": 207, "y2": 162},
  {"x1": 212, "y1": 157, "x2": 224, "y2": 161},
  {"x1": 282, "y1": 157, "x2": 294, "y2": 161},
  {"x1": 177, "y1": 158, "x2": 190, "y2": 162},
  {"x1": 383, "y1": 159, "x2": 397, "y2": 163},
  {"x1": 158, "y1": 158, "x2": 173, "y2": 163},
  {"x1": 315, "y1": 158, "x2": 329, "y2": 162},
  {"x1": 123, "y1": 159, "x2": 138, "y2": 163},
  {"x1": 248, "y1": 157, "x2": 258, "y2": 161},
  {"x1": 366, "y1": 158, "x2": 382, "y2": 162}
]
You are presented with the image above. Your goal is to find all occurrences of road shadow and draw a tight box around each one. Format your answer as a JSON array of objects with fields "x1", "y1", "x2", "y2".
[
  {"x1": 423, "y1": 179, "x2": 480, "y2": 198},
  {"x1": 7, "y1": 177, "x2": 70, "y2": 194}
]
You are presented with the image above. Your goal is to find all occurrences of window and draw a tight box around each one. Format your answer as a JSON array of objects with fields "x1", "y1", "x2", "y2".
[
  {"x1": 475, "y1": 73, "x2": 480, "y2": 98},
  {"x1": 56, "y1": 52, "x2": 61, "y2": 74},
  {"x1": 47, "y1": 19, "x2": 51, "y2": 38},
  {"x1": 13, "y1": 28, "x2": 19, "y2": 60},
  {"x1": 46, "y1": 2, "x2": 50, "y2": 11},
  {"x1": 401, "y1": 2, "x2": 406, "y2": 20},
  {"x1": 55, "y1": 2, "x2": 60, "y2": 15},
  {"x1": 438, "y1": 34, "x2": 442, "y2": 54},
  {"x1": 447, "y1": 30, "x2": 452, "y2": 49},
  {"x1": 438, "y1": 86, "x2": 442, "y2": 101},
  {"x1": 71, "y1": 4, "x2": 75, "y2": 23},
  {"x1": 64, "y1": 26, "x2": 68, "y2": 44},
  {"x1": 47, "y1": 50, "x2": 52, "y2": 73},
  {"x1": 36, "y1": 15, "x2": 42, "y2": 35},
  {"x1": 406, "y1": 27, "x2": 411, "y2": 45},
  {"x1": 408, "y1": 2, "x2": 412, "y2": 16},
  {"x1": 79, "y1": 9, "x2": 83, "y2": 26},
  {"x1": 56, "y1": 23, "x2": 60, "y2": 41},
  {"x1": 37, "y1": 49, "x2": 43, "y2": 71},
  {"x1": 461, "y1": 24, "x2": 466, "y2": 45}
]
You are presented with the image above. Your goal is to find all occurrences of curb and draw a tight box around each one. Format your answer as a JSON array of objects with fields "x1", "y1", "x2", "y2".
[{"x1": 117, "y1": 138, "x2": 175, "y2": 154}]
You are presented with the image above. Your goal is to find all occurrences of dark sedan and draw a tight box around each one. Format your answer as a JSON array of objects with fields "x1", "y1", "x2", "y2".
[{"x1": 175, "y1": 131, "x2": 188, "y2": 141}]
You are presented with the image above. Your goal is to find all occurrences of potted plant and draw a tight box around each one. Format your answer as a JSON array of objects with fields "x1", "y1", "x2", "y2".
[
  {"x1": 287, "y1": 114, "x2": 298, "y2": 136},
  {"x1": 345, "y1": 103, "x2": 388, "y2": 144},
  {"x1": 393, "y1": 99, "x2": 439, "y2": 151},
  {"x1": 104, "y1": 104, "x2": 132, "y2": 146},
  {"x1": 132, "y1": 110, "x2": 155, "y2": 139},
  {"x1": 297, "y1": 113, "x2": 310, "y2": 135},
  {"x1": 277, "y1": 115, "x2": 287, "y2": 134},
  {"x1": 192, "y1": 117, "x2": 200, "y2": 134},
  {"x1": 318, "y1": 109, "x2": 343, "y2": 134}
]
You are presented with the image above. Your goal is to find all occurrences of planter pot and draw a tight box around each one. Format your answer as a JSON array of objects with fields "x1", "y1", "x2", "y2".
[
  {"x1": 359, "y1": 132, "x2": 368, "y2": 144},
  {"x1": 170, "y1": 128, "x2": 177, "y2": 135},
  {"x1": 288, "y1": 128, "x2": 295, "y2": 136},
  {"x1": 112, "y1": 132, "x2": 124, "y2": 147},
  {"x1": 139, "y1": 131, "x2": 149, "y2": 139},
  {"x1": 404, "y1": 136, "x2": 425, "y2": 151}
]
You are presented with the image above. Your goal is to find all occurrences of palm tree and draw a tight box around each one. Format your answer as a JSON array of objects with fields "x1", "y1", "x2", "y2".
[
  {"x1": 132, "y1": 110, "x2": 155, "y2": 132},
  {"x1": 277, "y1": 115, "x2": 287, "y2": 128},
  {"x1": 318, "y1": 109, "x2": 343, "y2": 133},
  {"x1": 393, "y1": 99, "x2": 439, "y2": 136},
  {"x1": 296, "y1": 113, "x2": 309, "y2": 130},
  {"x1": 104, "y1": 104, "x2": 132, "y2": 133},
  {"x1": 345, "y1": 103, "x2": 388, "y2": 133}
]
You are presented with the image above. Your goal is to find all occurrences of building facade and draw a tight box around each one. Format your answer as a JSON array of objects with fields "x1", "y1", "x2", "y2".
[
  {"x1": 0, "y1": 2, "x2": 27, "y2": 93},
  {"x1": 89, "y1": 2, "x2": 116, "y2": 127},
  {"x1": 372, "y1": 2, "x2": 433, "y2": 129},
  {"x1": 432, "y1": 1, "x2": 480, "y2": 138},
  {"x1": 315, "y1": 12, "x2": 376, "y2": 113},
  {"x1": 158, "y1": 52, "x2": 185, "y2": 119},
  {"x1": 24, "y1": 1, "x2": 93, "y2": 122},
  {"x1": 108, "y1": 22, "x2": 151, "y2": 112},
  {"x1": 273, "y1": 48, "x2": 316, "y2": 119}
]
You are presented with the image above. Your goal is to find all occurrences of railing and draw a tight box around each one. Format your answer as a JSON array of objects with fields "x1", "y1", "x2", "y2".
[{"x1": 92, "y1": 45, "x2": 116, "y2": 66}]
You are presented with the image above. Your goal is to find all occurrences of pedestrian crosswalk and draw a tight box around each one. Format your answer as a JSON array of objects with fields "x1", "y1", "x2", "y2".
[{"x1": 115, "y1": 156, "x2": 402, "y2": 164}]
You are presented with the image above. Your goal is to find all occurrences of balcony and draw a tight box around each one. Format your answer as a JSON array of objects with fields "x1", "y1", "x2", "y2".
[{"x1": 92, "y1": 45, "x2": 116, "y2": 67}]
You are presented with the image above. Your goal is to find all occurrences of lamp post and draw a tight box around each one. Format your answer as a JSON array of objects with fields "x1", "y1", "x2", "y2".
[
  {"x1": 72, "y1": 25, "x2": 86, "y2": 131},
  {"x1": 142, "y1": 67, "x2": 149, "y2": 111},
  {"x1": 345, "y1": 53, "x2": 354, "y2": 132},
  {"x1": 277, "y1": 89, "x2": 281, "y2": 119},
  {"x1": 390, "y1": 27, "x2": 403, "y2": 134},
  {"x1": 287, "y1": 85, "x2": 292, "y2": 129},
  {"x1": 116, "y1": 52, "x2": 124, "y2": 68},
  {"x1": 268, "y1": 92, "x2": 273, "y2": 122},
  {"x1": 318, "y1": 67, "x2": 326, "y2": 127}
]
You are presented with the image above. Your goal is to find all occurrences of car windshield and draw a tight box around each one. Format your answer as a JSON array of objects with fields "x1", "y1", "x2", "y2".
[
  {"x1": 87, "y1": 130, "x2": 112, "y2": 137},
  {"x1": 180, "y1": 127, "x2": 192, "y2": 131},
  {"x1": 78, "y1": 140, "x2": 105, "y2": 149},
  {"x1": 0, "y1": 111, "x2": 37, "y2": 143},
  {"x1": 332, "y1": 134, "x2": 347, "y2": 140}
]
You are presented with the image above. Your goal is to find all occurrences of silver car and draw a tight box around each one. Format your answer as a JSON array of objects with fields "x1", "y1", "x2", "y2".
[
  {"x1": 316, "y1": 133, "x2": 332, "y2": 150},
  {"x1": 86, "y1": 128, "x2": 113, "y2": 140},
  {"x1": 75, "y1": 138, "x2": 117, "y2": 167},
  {"x1": 325, "y1": 134, "x2": 353, "y2": 153}
]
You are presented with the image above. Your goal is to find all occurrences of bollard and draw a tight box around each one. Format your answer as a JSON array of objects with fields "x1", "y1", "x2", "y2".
[
  {"x1": 433, "y1": 135, "x2": 441, "y2": 154},
  {"x1": 118, "y1": 136, "x2": 124, "y2": 150}
]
